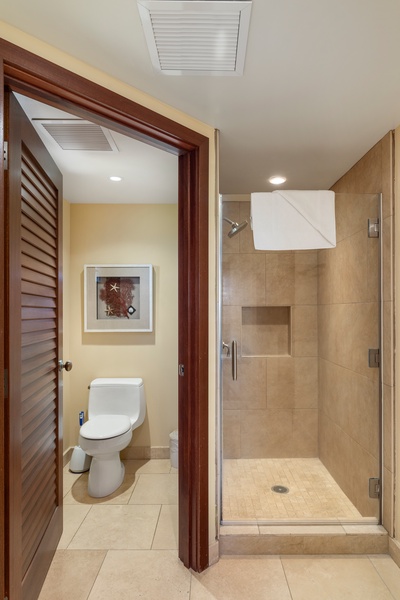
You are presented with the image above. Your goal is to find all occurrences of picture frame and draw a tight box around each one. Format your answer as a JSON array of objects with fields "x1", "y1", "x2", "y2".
[{"x1": 84, "y1": 264, "x2": 153, "y2": 332}]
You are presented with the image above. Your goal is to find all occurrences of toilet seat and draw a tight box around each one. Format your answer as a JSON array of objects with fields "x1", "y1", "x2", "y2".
[{"x1": 80, "y1": 414, "x2": 131, "y2": 440}]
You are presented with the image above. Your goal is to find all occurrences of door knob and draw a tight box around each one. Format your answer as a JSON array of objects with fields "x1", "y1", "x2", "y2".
[{"x1": 58, "y1": 360, "x2": 73, "y2": 372}]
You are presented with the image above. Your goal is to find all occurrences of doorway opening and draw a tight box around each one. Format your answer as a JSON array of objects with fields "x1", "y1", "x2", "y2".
[{"x1": 0, "y1": 40, "x2": 210, "y2": 600}]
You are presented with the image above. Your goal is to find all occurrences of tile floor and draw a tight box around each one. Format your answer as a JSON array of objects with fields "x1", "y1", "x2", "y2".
[
  {"x1": 223, "y1": 458, "x2": 368, "y2": 522},
  {"x1": 38, "y1": 459, "x2": 400, "y2": 600}
]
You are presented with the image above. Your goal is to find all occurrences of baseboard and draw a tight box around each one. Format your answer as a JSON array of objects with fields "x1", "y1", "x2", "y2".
[
  {"x1": 208, "y1": 540, "x2": 219, "y2": 566},
  {"x1": 63, "y1": 445, "x2": 170, "y2": 464},
  {"x1": 389, "y1": 537, "x2": 400, "y2": 568},
  {"x1": 63, "y1": 446, "x2": 74, "y2": 467}
]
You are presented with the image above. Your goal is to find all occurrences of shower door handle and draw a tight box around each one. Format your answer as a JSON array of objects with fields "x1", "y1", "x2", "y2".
[{"x1": 231, "y1": 340, "x2": 237, "y2": 381}]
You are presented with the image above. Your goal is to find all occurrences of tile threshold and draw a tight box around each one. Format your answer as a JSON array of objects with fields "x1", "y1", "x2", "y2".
[{"x1": 219, "y1": 523, "x2": 389, "y2": 556}]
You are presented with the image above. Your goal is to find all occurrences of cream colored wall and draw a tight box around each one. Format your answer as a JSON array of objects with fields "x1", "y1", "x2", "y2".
[{"x1": 66, "y1": 204, "x2": 178, "y2": 452}]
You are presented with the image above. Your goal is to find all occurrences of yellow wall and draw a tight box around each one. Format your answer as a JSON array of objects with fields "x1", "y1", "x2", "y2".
[{"x1": 66, "y1": 203, "x2": 178, "y2": 451}]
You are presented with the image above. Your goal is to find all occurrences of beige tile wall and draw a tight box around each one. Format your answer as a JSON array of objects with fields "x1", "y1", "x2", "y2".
[
  {"x1": 323, "y1": 132, "x2": 394, "y2": 524},
  {"x1": 318, "y1": 191, "x2": 380, "y2": 518},
  {"x1": 222, "y1": 200, "x2": 319, "y2": 459}
]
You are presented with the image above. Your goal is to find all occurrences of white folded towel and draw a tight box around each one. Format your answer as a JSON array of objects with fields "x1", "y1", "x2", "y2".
[{"x1": 251, "y1": 190, "x2": 336, "y2": 250}]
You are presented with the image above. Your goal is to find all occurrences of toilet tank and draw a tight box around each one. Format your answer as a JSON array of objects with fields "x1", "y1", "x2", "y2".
[{"x1": 88, "y1": 378, "x2": 146, "y2": 429}]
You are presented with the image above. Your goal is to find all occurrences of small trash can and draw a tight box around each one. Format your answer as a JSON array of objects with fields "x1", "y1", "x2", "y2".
[
  {"x1": 169, "y1": 430, "x2": 178, "y2": 469},
  {"x1": 69, "y1": 445, "x2": 92, "y2": 473}
]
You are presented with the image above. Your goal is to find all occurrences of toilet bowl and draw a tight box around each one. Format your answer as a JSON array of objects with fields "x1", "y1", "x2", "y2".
[{"x1": 79, "y1": 378, "x2": 146, "y2": 497}]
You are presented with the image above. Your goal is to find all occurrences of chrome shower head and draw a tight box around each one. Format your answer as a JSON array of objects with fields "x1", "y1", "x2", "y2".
[{"x1": 223, "y1": 217, "x2": 248, "y2": 238}]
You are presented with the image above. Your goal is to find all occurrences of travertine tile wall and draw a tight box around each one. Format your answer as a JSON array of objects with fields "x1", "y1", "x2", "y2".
[
  {"x1": 222, "y1": 200, "x2": 319, "y2": 459},
  {"x1": 328, "y1": 133, "x2": 394, "y2": 528}
]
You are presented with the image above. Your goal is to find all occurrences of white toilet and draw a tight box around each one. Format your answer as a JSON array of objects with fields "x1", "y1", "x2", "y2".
[{"x1": 79, "y1": 377, "x2": 146, "y2": 497}]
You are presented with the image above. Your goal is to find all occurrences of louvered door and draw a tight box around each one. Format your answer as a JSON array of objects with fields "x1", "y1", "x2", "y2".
[{"x1": 6, "y1": 92, "x2": 63, "y2": 600}]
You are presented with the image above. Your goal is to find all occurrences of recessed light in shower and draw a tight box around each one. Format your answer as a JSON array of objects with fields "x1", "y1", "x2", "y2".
[
  {"x1": 269, "y1": 175, "x2": 287, "y2": 185},
  {"x1": 110, "y1": 176, "x2": 122, "y2": 181}
]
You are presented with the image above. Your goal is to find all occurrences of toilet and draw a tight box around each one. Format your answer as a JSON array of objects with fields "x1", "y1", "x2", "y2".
[{"x1": 79, "y1": 377, "x2": 146, "y2": 497}]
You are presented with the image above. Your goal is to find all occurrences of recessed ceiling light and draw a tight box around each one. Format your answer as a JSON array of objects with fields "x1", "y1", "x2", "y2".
[
  {"x1": 110, "y1": 176, "x2": 122, "y2": 182},
  {"x1": 269, "y1": 175, "x2": 287, "y2": 185}
]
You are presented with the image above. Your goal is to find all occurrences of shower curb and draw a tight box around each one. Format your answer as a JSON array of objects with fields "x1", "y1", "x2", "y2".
[{"x1": 219, "y1": 525, "x2": 389, "y2": 555}]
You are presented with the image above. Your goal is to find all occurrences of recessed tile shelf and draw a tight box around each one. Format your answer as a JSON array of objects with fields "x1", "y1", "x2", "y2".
[{"x1": 242, "y1": 306, "x2": 291, "y2": 357}]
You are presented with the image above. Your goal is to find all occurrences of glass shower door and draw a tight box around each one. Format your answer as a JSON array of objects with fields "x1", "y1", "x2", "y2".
[{"x1": 221, "y1": 193, "x2": 382, "y2": 524}]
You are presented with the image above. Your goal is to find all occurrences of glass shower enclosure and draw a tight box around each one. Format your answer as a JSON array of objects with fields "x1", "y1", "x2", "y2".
[{"x1": 220, "y1": 192, "x2": 382, "y2": 524}]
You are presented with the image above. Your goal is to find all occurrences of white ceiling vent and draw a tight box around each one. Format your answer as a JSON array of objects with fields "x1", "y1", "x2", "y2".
[
  {"x1": 137, "y1": 0, "x2": 252, "y2": 76},
  {"x1": 32, "y1": 119, "x2": 119, "y2": 151}
]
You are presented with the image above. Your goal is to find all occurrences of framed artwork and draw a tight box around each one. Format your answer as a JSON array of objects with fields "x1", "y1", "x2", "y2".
[{"x1": 84, "y1": 264, "x2": 153, "y2": 332}]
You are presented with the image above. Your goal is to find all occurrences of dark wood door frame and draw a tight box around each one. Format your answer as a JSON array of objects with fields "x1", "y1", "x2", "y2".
[{"x1": 0, "y1": 39, "x2": 210, "y2": 592}]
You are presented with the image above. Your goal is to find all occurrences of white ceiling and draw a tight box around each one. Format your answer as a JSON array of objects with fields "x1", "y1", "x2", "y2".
[
  {"x1": 3, "y1": 0, "x2": 400, "y2": 198},
  {"x1": 15, "y1": 94, "x2": 178, "y2": 204}
]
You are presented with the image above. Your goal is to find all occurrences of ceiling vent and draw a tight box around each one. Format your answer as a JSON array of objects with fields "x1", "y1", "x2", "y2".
[
  {"x1": 137, "y1": 0, "x2": 252, "y2": 76},
  {"x1": 32, "y1": 119, "x2": 119, "y2": 151}
]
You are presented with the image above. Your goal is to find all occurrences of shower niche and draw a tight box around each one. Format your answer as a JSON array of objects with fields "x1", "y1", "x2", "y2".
[{"x1": 241, "y1": 306, "x2": 291, "y2": 357}]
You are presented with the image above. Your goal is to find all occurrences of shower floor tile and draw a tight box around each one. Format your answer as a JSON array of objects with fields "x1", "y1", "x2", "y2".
[{"x1": 222, "y1": 458, "x2": 363, "y2": 522}]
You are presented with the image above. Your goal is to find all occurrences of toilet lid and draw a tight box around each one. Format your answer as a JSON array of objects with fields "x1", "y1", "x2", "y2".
[{"x1": 80, "y1": 414, "x2": 131, "y2": 440}]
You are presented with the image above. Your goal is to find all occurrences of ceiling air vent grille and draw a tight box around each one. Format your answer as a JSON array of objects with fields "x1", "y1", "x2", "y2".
[
  {"x1": 33, "y1": 119, "x2": 118, "y2": 151},
  {"x1": 137, "y1": 1, "x2": 252, "y2": 76}
]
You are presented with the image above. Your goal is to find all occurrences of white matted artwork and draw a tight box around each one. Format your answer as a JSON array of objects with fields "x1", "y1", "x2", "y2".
[{"x1": 84, "y1": 264, "x2": 153, "y2": 332}]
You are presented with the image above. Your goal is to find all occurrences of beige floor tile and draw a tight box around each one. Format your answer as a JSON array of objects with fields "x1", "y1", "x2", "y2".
[
  {"x1": 191, "y1": 555, "x2": 292, "y2": 600},
  {"x1": 370, "y1": 555, "x2": 400, "y2": 600},
  {"x1": 152, "y1": 504, "x2": 178, "y2": 549},
  {"x1": 282, "y1": 556, "x2": 395, "y2": 599},
  {"x1": 123, "y1": 459, "x2": 173, "y2": 474},
  {"x1": 58, "y1": 504, "x2": 92, "y2": 549},
  {"x1": 38, "y1": 549, "x2": 106, "y2": 600},
  {"x1": 64, "y1": 472, "x2": 138, "y2": 505},
  {"x1": 68, "y1": 504, "x2": 161, "y2": 550},
  {"x1": 88, "y1": 550, "x2": 191, "y2": 600},
  {"x1": 129, "y1": 473, "x2": 178, "y2": 505},
  {"x1": 63, "y1": 468, "x2": 83, "y2": 497}
]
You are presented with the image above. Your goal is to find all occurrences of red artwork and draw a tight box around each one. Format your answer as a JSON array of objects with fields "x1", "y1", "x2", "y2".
[{"x1": 98, "y1": 277, "x2": 136, "y2": 319}]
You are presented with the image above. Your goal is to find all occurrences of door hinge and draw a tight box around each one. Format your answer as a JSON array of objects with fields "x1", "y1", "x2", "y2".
[
  {"x1": 178, "y1": 364, "x2": 185, "y2": 377},
  {"x1": 368, "y1": 348, "x2": 380, "y2": 368},
  {"x1": 368, "y1": 218, "x2": 379, "y2": 238},
  {"x1": 3, "y1": 141, "x2": 8, "y2": 171},
  {"x1": 369, "y1": 477, "x2": 380, "y2": 499}
]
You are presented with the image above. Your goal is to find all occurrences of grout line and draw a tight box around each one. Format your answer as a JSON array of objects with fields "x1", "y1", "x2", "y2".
[
  {"x1": 279, "y1": 556, "x2": 295, "y2": 600},
  {"x1": 85, "y1": 549, "x2": 108, "y2": 600},
  {"x1": 367, "y1": 555, "x2": 398, "y2": 600},
  {"x1": 150, "y1": 504, "x2": 163, "y2": 550}
]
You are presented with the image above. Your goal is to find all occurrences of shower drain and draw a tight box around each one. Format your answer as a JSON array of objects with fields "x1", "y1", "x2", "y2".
[{"x1": 271, "y1": 485, "x2": 289, "y2": 494}]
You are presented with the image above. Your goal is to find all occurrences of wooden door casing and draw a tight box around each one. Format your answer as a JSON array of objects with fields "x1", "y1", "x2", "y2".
[
  {"x1": 0, "y1": 37, "x2": 210, "y2": 590},
  {"x1": 6, "y1": 91, "x2": 63, "y2": 600}
]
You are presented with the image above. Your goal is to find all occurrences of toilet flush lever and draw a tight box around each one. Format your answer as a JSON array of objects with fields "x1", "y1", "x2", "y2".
[{"x1": 58, "y1": 359, "x2": 73, "y2": 372}]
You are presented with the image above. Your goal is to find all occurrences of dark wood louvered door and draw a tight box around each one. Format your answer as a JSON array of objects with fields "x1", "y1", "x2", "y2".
[{"x1": 5, "y1": 91, "x2": 63, "y2": 600}]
